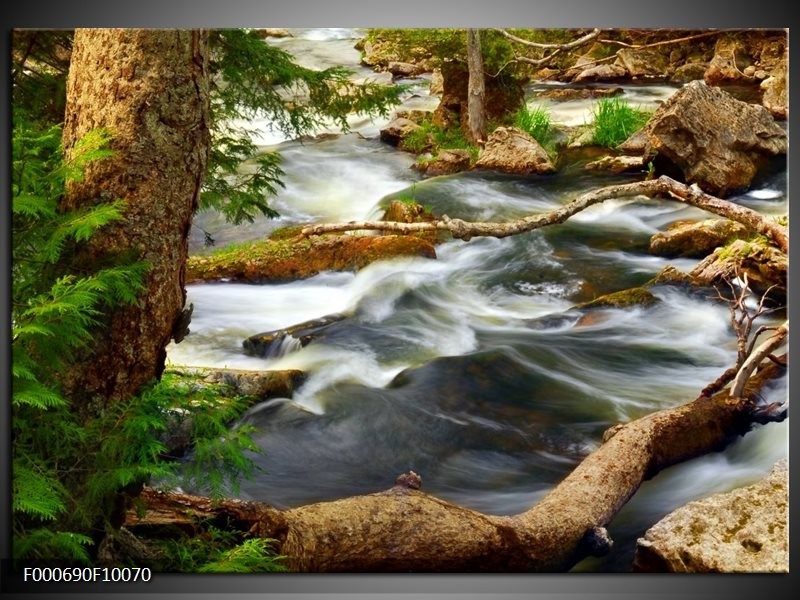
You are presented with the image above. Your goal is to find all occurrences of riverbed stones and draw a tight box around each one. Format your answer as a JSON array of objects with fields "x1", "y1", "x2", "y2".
[
  {"x1": 704, "y1": 37, "x2": 752, "y2": 85},
  {"x1": 615, "y1": 47, "x2": 669, "y2": 78},
  {"x1": 649, "y1": 218, "x2": 751, "y2": 259},
  {"x1": 243, "y1": 314, "x2": 347, "y2": 357},
  {"x1": 573, "y1": 63, "x2": 628, "y2": 83},
  {"x1": 641, "y1": 80, "x2": 786, "y2": 197},
  {"x1": 760, "y1": 56, "x2": 787, "y2": 120},
  {"x1": 474, "y1": 127, "x2": 555, "y2": 175},
  {"x1": 584, "y1": 154, "x2": 645, "y2": 174},
  {"x1": 416, "y1": 149, "x2": 472, "y2": 176},
  {"x1": 633, "y1": 459, "x2": 788, "y2": 572},
  {"x1": 534, "y1": 87, "x2": 623, "y2": 101}
]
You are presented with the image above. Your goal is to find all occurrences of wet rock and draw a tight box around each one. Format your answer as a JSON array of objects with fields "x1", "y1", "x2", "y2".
[
  {"x1": 633, "y1": 459, "x2": 788, "y2": 572},
  {"x1": 395, "y1": 109, "x2": 433, "y2": 124},
  {"x1": 615, "y1": 47, "x2": 669, "y2": 78},
  {"x1": 584, "y1": 154, "x2": 645, "y2": 174},
  {"x1": 641, "y1": 80, "x2": 786, "y2": 197},
  {"x1": 689, "y1": 238, "x2": 787, "y2": 302},
  {"x1": 416, "y1": 149, "x2": 472, "y2": 176},
  {"x1": 573, "y1": 64, "x2": 628, "y2": 83},
  {"x1": 167, "y1": 366, "x2": 307, "y2": 399},
  {"x1": 649, "y1": 219, "x2": 751, "y2": 259},
  {"x1": 616, "y1": 126, "x2": 649, "y2": 153},
  {"x1": 243, "y1": 314, "x2": 347, "y2": 357},
  {"x1": 380, "y1": 117, "x2": 422, "y2": 147},
  {"x1": 186, "y1": 235, "x2": 436, "y2": 284},
  {"x1": 650, "y1": 264, "x2": 696, "y2": 287},
  {"x1": 535, "y1": 87, "x2": 623, "y2": 101},
  {"x1": 572, "y1": 287, "x2": 659, "y2": 311},
  {"x1": 474, "y1": 127, "x2": 555, "y2": 175}
]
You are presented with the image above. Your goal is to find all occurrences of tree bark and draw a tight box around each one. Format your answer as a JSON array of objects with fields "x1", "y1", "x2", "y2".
[
  {"x1": 127, "y1": 359, "x2": 785, "y2": 572},
  {"x1": 60, "y1": 29, "x2": 210, "y2": 409},
  {"x1": 300, "y1": 176, "x2": 789, "y2": 252},
  {"x1": 466, "y1": 29, "x2": 486, "y2": 146}
]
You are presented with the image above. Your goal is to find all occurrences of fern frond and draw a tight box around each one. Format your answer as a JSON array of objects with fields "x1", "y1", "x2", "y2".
[{"x1": 12, "y1": 459, "x2": 67, "y2": 520}]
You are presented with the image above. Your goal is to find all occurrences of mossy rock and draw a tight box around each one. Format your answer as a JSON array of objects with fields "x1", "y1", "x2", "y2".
[
  {"x1": 186, "y1": 234, "x2": 436, "y2": 284},
  {"x1": 649, "y1": 219, "x2": 751, "y2": 259},
  {"x1": 573, "y1": 287, "x2": 659, "y2": 310}
]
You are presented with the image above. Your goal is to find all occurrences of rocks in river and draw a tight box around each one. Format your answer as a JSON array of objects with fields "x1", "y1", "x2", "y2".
[
  {"x1": 615, "y1": 47, "x2": 669, "y2": 78},
  {"x1": 584, "y1": 154, "x2": 645, "y2": 174},
  {"x1": 703, "y1": 37, "x2": 753, "y2": 85},
  {"x1": 243, "y1": 314, "x2": 347, "y2": 357},
  {"x1": 639, "y1": 80, "x2": 786, "y2": 197},
  {"x1": 572, "y1": 287, "x2": 659, "y2": 311},
  {"x1": 689, "y1": 238, "x2": 787, "y2": 303},
  {"x1": 250, "y1": 28, "x2": 293, "y2": 38},
  {"x1": 649, "y1": 218, "x2": 751, "y2": 259},
  {"x1": 474, "y1": 127, "x2": 555, "y2": 175},
  {"x1": 379, "y1": 117, "x2": 422, "y2": 147},
  {"x1": 534, "y1": 87, "x2": 623, "y2": 101},
  {"x1": 572, "y1": 63, "x2": 628, "y2": 83},
  {"x1": 670, "y1": 62, "x2": 708, "y2": 84},
  {"x1": 429, "y1": 69, "x2": 444, "y2": 94},
  {"x1": 186, "y1": 234, "x2": 436, "y2": 284},
  {"x1": 760, "y1": 55, "x2": 787, "y2": 120},
  {"x1": 633, "y1": 459, "x2": 788, "y2": 572},
  {"x1": 387, "y1": 61, "x2": 421, "y2": 78},
  {"x1": 415, "y1": 149, "x2": 473, "y2": 176}
]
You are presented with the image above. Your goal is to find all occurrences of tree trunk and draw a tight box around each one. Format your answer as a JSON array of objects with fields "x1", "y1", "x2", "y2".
[
  {"x1": 466, "y1": 29, "x2": 486, "y2": 146},
  {"x1": 60, "y1": 29, "x2": 210, "y2": 409}
]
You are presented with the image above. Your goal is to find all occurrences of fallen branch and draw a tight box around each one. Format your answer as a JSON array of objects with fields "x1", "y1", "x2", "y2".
[
  {"x1": 300, "y1": 176, "x2": 789, "y2": 252},
  {"x1": 127, "y1": 357, "x2": 786, "y2": 572}
]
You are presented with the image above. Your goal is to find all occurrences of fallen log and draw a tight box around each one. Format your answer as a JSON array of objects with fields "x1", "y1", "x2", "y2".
[{"x1": 127, "y1": 353, "x2": 787, "y2": 572}]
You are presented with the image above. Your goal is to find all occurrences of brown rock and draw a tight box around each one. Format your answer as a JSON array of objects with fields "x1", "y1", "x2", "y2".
[
  {"x1": 704, "y1": 37, "x2": 752, "y2": 85},
  {"x1": 429, "y1": 69, "x2": 444, "y2": 94},
  {"x1": 615, "y1": 47, "x2": 669, "y2": 78},
  {"x1": 642, "y1": 81, "x2": 786, "y2": 197},
  {"x1": 379, "y1": 117, "x2": 422, "y2": 147},
  {"x1": 573, "y1": 63, "x2": 628, "y2": 82},
  {"x1": 417, "y1": 149, "x2": 472, "y2": 176},
  {"x1": 535, "y1": 87, "x2": 623, "y2": 101},
  {"x1": 387, "y1": 61, "x2": 419, "y2": 78},
  {"x1": 670, "y1": 62, "x2": 708, "y2": 84},
  {"x1": 760, "y1": 57, "x2": 787, "y2": 120},
  {"x1": 474, "y1": 127, "x2": 555, "y2": 175},
  {"x1": 584, "y1": 154, "x2": 645, "y2": 174},
  {"x1": 649, "y1": 219, "x2": 751, "y2": 259},
  {"x1": 633, "y1": 460, "x2": 788, "y2": 572}
]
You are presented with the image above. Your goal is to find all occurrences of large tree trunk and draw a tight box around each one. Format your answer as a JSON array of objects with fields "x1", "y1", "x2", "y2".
[
  {"x1": 466, "y1": 29, "x2": 486, "y2": 146},
  {"x1": 60, "y1": 29, "x2": 210, "y2": 409}
]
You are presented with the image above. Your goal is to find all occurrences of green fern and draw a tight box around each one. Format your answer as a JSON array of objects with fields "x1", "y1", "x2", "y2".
[{"x1": 198, "y1": 538, "x2": 287, "y2": 573}]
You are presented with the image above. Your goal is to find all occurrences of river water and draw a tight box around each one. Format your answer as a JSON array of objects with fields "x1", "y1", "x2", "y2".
[{"x1": 166, "y1": 28, "x2": 788, "y2": 571}]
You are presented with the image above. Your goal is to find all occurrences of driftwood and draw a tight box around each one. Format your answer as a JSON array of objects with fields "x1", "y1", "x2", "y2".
[
  {"x1": 127, "y1": 354, "x2": 786, "y2": 572},
  {"x1": 300, "y1": 176, "x2": 788, "y2": 254}
]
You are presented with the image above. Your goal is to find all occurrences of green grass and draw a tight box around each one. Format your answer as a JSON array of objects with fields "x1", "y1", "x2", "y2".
[
  {"x1": 514, "y1": 104, "x2": 553, "y2": 147},
  {"x1": 402, "y1": 120, "x2": 479, "y2": 161},
  {"x1": 590, "y1": 97, "x2": 651, "y2": 148}
]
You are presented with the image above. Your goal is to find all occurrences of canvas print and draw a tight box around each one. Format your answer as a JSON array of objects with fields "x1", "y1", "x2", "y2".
[{"x1": 10, "y1": 27, "x2": 788, "y2": 575}]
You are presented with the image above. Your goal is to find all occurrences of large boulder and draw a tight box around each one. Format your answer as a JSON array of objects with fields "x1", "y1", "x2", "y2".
[
  {"x1": 633, "y1": 460, "x2": 788, "y2": 572},
  {"x1": 641, "y1": 81, "x2": 786, "y2": 197},
  {"x1": 474, "y1": 127, "x2": 555, "y2": 175},
  {"x1": 649, "y1": 219, "x2": 751, "y2": 259}
]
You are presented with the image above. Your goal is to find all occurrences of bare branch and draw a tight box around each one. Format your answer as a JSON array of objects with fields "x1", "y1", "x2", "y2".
[
  {"x1": 730, "y1": 321, "x2": 788, "y2": 400},
  {"x1": 598, "y1": 30, "x2": 725, "y2": 50},
  {"x1": 300, "y1": 176, "x2": 789, "y2": 253},
  {"x1": 493, "y1": 28, "x2": 601, "y2": 50}
]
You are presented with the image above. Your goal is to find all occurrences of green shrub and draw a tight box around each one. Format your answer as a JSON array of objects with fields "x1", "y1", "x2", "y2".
[{"x1": 590, "y1": 97, "x2": 651, "y2": 148}]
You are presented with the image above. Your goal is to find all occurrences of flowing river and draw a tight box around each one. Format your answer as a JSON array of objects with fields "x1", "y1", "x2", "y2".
[{"x1": 166, "y1": 28, "x2": 788, "y2": 571}]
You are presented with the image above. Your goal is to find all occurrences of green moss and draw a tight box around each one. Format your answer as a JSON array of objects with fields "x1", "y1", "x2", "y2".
[{"x1": 574, "y1": 287, "x2": 659, "y2": 310}]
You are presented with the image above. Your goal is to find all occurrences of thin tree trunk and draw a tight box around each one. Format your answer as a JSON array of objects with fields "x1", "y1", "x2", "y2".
[
  {"x1": 466, "y1": 29, "x2": 486, "y2": 146},
  {"x1": 60, "y1": 29, "x2": 210, "y2": 409},
  {"x1": 127, "y1": 359, "x2": 786, "y2": 572},
  {"x1": 300, "y1": 176, "x2": 789, "y2": 252}
]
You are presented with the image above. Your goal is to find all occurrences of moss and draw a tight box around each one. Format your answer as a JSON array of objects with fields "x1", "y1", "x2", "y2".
[
  {"x1": 186, "y1": 235, "x2": 436, "y2": 283},
  {"x1": 573, "y1": 287, "x2": 659, "y2": 310}
]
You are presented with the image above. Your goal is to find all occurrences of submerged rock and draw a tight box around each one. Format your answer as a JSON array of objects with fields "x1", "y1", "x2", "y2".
[
  {"x1": 641, "y1": 80, "x2": 786, "y2": 197},
  {"x1": 649, "y1": 218, "x2": 751, "y2": 259},
  {"x1": 243, "y1": 314, "x2": 347, "y2": 357},
  {"x1": 186, "y1": 235, "x2": 437, "y2": 284},
  {"x1": 474, "y1": 127, "x2": 555, "y2": 175},
  {"x1": 633, "y1": 459, "x2": 788, "y2": 572}
]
